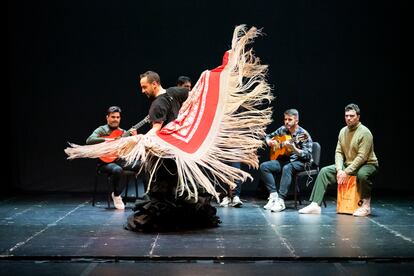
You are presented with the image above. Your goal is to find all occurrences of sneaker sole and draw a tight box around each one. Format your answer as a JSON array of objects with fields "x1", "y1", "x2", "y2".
[
  {"x1": 298, "y1": 210, "x2": 320, "y2": 214},
  {"x1": 271, "y1": 207, "x2": 286, "y2": 212}
]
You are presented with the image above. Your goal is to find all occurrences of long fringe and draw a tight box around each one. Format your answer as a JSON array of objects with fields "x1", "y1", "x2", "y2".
[{"x1": 64, "y1": 25, "x2": 274, "y2": 202}]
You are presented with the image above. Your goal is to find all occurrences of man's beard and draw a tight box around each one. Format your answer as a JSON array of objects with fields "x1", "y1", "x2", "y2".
[{"x1": 109, "y1": 123, "x2": 119, "y2": 129}]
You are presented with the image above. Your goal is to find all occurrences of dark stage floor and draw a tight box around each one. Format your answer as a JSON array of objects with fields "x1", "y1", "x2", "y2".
[{"x1": 1, "y1": 193, "x2": 413, "y2": 275}]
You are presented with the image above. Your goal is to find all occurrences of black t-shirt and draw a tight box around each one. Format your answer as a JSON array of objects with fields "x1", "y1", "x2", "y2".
[{"x1": 148, "y1": 87, "x2": 189, "y2": 127}]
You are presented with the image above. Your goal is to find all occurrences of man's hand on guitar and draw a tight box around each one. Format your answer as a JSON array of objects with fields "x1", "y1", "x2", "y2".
[
  {"x1": 284, "y1": 140, "x2": 294, "y2": 149},
  {"x1": 128, "y1": 128, "x2": 137, "y2": 136},
  {"x1": 268, "y1": 140, "x2": 281, "y2": 149},
  {"x1": 269, "y1": 134, "x2": 307, "y2": 161},
  {"x1": 285, "y1": 141, "x2": 302, "y2": 155}
]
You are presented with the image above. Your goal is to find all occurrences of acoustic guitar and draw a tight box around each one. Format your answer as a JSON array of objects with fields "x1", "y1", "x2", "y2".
[
  {"x1": 99, "y1": 115, "x2": 150, "y2": 163},
  {"x1": 269, "y1": 133, "x2": 308, "y2": 161}
]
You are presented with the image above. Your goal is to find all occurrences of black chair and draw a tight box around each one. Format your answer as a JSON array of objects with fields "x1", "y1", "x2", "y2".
[
  {"x1": 293, "y1": 141, "x2": 326, "y2": 209},
  {"x1": 93, "y1": 167, "x2": 140, "y2": 208}
]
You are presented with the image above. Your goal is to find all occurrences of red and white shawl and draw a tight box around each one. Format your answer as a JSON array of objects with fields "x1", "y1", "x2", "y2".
[{"x1": 65, "y1": 25, "x2": 274, "y2": 201}]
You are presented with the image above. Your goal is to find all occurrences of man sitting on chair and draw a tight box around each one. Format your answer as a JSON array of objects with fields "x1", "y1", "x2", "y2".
[
  {"x1": 86, "y1": 106, "x2": 139, "y2": 210},
  {"x1": 298, "y1": 103, "x2": 379, "y2": 216},
  {"x1": 259, "y1": 109, "x2": 313, "y2": 212}
]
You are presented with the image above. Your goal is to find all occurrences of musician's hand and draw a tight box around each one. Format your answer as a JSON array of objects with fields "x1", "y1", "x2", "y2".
[
  {"x1": 285, "y1": 141, "x2": 294, "y2": 150},
  {"x1": 267, "y1": 140, "x2": 275, "y2": 147},
  {"x1": 336, "y1": 170, "x2": 347, "y2": 185},
  {"x1": 129, "y1": 128, "x2": 137, "y2": 136},
  {"x1": 290, "y1": 143, "x2": 302, "y2": 154}
]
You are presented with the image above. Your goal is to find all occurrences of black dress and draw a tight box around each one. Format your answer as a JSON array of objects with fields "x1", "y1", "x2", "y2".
[{"x1": 125, "y1": 87, "x2": 221, "y2": 232}]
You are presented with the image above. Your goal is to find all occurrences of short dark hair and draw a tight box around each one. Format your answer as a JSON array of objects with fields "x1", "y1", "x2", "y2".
[
  {"x1": 107, "y1": 106, "x2": 121, "y2": 115},
  {"x1": 140, "y1": 71, "x2": 161, "y2": 84},
  {"x1": 284, "y1": 108, "x2": 299, "y2": 119},
  {"x1": 345, "y1": 103, "x2": 360, "y2": 115},
  {"x1": 177, "y1": 76, "x2": 191, "y2": 86}
]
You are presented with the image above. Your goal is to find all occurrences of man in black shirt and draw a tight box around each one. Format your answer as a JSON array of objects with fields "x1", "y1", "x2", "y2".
[
  {"x1": 140, "y1": 71, "x2": 189, "y2": 135},
  {"x1": 127, "y1": 71, "x2": 217, "y2": 232}
]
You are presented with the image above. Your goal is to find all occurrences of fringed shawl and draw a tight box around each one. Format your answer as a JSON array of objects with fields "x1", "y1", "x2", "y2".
[{"x1": 64, "y1": 25, "x2": 274, "y2": 202}]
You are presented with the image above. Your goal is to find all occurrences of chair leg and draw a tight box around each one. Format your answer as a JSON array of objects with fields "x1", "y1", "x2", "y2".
[
  {"x1": 297, "y1": 183, "x2": 302, "y2": 206},
  {"x1": 124, "y1": 174, "x2": 129, "y2": 204},
  {"x1": 107, "y1": 175, "x2": 112, "y2": 209},
  {"x1": 294, "y1": 177, "x2": 298, "y2": 209},
  {"x1": 93, "y1": 173, "x2": 98, "y2": 206},
  {"x1": 134, "y1": 175, "x2": 139, "y2": 199}
]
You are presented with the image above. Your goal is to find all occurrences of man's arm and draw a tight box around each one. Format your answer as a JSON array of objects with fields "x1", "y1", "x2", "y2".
[
  {"x1": 86, "y1": 126, "x2": 107, "y2": 145},
  {"x1": 290, "y1": 135, "x2": 312, "y2": 160},
  {"x1": 335, "y1": 131, "x2": 347, "y2": 185},
  {"x1": 265, "y1": 127, "x2": 282, "y2": 147},
  {"x1": 147, "y1": 122, "x2": 163, "y2": 136}
]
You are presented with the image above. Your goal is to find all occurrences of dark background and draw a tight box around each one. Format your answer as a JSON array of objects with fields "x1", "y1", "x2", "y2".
[{"x1": 8, "y1": 1, "x2": 409, "y2": 196}]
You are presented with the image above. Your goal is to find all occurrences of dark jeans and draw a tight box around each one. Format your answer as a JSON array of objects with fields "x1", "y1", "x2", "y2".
[
  {"x1": 259, "y1": 159, "x2": 306, "y2": 199},
  {"x1": 98, "y1": 159, "x2": 141, "y2": 196},
  {"x1": 230, "y1": 161, "x2": 242, "y2": 197}
]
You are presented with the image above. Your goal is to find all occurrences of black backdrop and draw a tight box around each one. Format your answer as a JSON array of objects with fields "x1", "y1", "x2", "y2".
[{"x1": 8, "y1": 0, "x2": 409, "y2": 195}]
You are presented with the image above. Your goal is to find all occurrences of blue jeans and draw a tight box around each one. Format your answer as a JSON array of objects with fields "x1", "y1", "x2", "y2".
[
  {"x1": 230, "y1": 161, "x2": 242, "y2": 197},
  {"x1": 259, "y1": 160, "x2": 306, "y2": 199},
  {"x1": 98, "y1": 159, "x2": 140, "y2": 196}
]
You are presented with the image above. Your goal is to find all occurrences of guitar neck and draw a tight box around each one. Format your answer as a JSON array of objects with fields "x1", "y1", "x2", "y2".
[{"x1": 132, "y1": 115, "x2": 150, "y2": 130}]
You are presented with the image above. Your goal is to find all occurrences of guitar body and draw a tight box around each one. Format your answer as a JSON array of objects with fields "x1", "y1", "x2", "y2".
[
  {"x1": 99, "y1": 129, "x2": 124, "y2": 163},
  {"x1": 97, "y1": 116, "x2": 150, "y2": 163},
  {"x1": 269, "y1": 133, "x2": 308, "y2": 161},
  {"x1": 269, "y1": 135, "x2": 292, "y2": 160}
]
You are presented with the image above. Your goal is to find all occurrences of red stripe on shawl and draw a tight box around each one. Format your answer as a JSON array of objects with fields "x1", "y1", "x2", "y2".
[{"x1": 156, "y1": 51, "x2": 230, "y2": 153}]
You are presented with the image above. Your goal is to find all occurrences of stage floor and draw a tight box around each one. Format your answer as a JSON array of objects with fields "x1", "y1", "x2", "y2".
[{"x1": 1, "y1": 193, "x2": 413, "y2": 275}]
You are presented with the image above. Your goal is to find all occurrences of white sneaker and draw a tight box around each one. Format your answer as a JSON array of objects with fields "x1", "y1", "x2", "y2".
[
  {"x1": 264, "y1": 198, "x2": 275, "y2": 210},
  {"x1": 298, "y1": 202, "x2": 321, "y2": 214},
  {"x1": 264, "y1": 192, "x2": 279, "y2": 210},
  {"x1": 231, "y1": 196, "x2": 243, "y2": 207},
  {"x1": 271, "y1": 198, "x2": 286, "y2": 212},
  {"x1": 111, "y1": 192, "x2": 125, "y2": 210},
  {"x1": 353, "y1": 198, "x2": 371, "y2": 217},
  {"x1": 220, "y1": 196, "x2": 231, "y2": 207}
]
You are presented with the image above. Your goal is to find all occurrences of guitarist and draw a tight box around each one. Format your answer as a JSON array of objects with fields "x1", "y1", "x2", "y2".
[
  {"x1": 259, "y1": 109, "x2": 313, "y2": 213},
  {"x1": 86, "y1": 106, "x2": 140, "y2": 210}
]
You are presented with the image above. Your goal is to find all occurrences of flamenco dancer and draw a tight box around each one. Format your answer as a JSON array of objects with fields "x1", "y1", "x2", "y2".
[{"x1": 65, "y1": 25, "x2": 274, "y2": 232}]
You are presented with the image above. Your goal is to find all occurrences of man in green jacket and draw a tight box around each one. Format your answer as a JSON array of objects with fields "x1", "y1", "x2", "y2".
[
  {"x1": 86, "y1": 106, "x2": 139, "y2": 210},
  {"x1": 299, "y1": 103, "x2": 379, "y2": 216}
]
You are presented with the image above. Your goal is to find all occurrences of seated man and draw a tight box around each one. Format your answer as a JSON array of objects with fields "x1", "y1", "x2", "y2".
[
  {"x1": 86, "y1": 106, "x2": 140, "y2": 210},
  {"x1": 299, "y1": 103, "x2": 379, "y2": 216},
  {"x1": 259, "y1": 109, "x2": 313, "y2": 212}
]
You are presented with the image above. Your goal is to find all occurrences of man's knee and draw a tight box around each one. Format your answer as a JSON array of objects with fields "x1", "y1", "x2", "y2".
[
  {"x1": 112, "y1": 167, "x2": 123, "y2": 176},
  {"x1": 319, "y1": 166, "x2": 330, "y2": 175},
  {"x1": 356, "y1": 171, "x2": 371, "y2": 183},
  {"x1": 260, "y1": 162, "x2": 270, "y2": 173}
]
